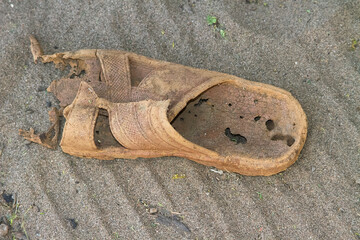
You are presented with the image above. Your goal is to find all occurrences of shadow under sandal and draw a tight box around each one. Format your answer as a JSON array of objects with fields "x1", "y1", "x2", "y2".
[{"x1": 20, "y1": 36, "x2": 307, "y2": 176}]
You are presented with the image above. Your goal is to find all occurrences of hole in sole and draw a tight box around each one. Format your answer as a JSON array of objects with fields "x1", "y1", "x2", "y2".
[
  {"x1": 254, "y1": 116, "x2": 261, "y2": 121},
  {"x1": 225, "y1": 128, "x2": 247, "y2": 144},
  {"x1": 286, "y1": 137, "x2": 295, "y2": 147},
  {"x1": 265, "y1": 119, "x2": 275, "y2": 131},
  {"x1": 271, "y1": 134, "x2": 284, "y2": 141}
]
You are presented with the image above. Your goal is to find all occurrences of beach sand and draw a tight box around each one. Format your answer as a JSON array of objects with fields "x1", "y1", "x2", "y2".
[{"x1": 0, "y1": 1, "x2": 359, "y2": 239}]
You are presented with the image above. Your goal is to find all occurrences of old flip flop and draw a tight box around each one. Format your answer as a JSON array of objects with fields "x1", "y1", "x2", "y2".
[{"x1": 20, "y1": 36, "x2": 307, "y2": 176}]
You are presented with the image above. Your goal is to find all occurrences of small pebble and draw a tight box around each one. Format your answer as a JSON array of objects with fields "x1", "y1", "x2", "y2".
[
  {"x1": 149, "y1": 208, "x2": 158, "y2": 214},
  {"x1": 0, "y1": 224, "x2": 9, "y2": 237},
  {"x1": 46, "y1": 101, "x2": 52, "y2": 107},
  {"x1": 356, "y1": 179, "x2": 360, "y2": 185}
]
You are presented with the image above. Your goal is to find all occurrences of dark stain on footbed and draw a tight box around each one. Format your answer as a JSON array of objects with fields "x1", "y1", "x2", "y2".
[
  {"x1": 266, "y1": 119, "x2": 275, "y2": 130},
  {"x1": 194, "y1": 98, "x2": 208, "y2": 107},
  {"x1": 225, "y1": 128, "x2": 247, "y2": 144}
]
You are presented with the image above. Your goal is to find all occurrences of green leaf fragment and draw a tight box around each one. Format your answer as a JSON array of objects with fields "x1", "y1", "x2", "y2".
[
  {"x1": 351, "y1": 39, "x2": 358, "y2": 50},
  {"x1": 172, "y1": 174, "x2": 186, "y2": 179},
  {"x1": 220, "y1": 29, "x2": 226, "y2": 38},
  {"x1": 207, "y1": 15, "x2": 217, "y2": 25}
]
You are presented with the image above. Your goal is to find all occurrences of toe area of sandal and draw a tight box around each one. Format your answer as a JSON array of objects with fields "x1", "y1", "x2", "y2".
[{"x1": 171, "y1": 78, "x2": 307, "y2": 176}]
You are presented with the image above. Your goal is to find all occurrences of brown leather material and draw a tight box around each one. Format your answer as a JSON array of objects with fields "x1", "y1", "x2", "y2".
[
  {"x1": 96, "y1": 50, "x2": 132, "y2": 102},
  {"x1": 61, "y1": 82, "x2": 217, "y2": 158},
  {"x1": 60, "y1": 82, "x2": 99, "y2": 152},
  {"x1": 19, "y1": 107, "x2": 60, "y2": 149},
  {"x1": 19, "y1": 36, "x2": 308, "y2": 176}
]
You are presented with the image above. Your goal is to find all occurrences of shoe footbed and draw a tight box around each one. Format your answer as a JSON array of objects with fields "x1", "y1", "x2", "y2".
[
  {"x1": 171, "y1": 83, "x2": 298, "y2": 159},
  {"x1": 94, "y1": 111, "x2": 123, "y2": 149}
]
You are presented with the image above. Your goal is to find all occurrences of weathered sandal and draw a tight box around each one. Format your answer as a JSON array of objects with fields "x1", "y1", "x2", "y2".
[{"x1": 20, "y1": 36, "x2": 307, "y2": 176}]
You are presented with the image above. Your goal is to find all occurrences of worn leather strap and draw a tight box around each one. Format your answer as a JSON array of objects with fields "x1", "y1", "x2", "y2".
[
  {"x1": 61, "y1": 82, "x2": 216, "y2": 157},
  {"x1": 61, "y1": 82, "x2": 99, "y2": 152},
  {"x1": 97, "y1": 50, "x2": 132, "y2": 102}
]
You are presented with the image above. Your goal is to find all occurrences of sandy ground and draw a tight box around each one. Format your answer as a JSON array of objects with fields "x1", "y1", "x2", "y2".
[{"x1": 0, "y1": 0, "x2": 359, "y2": 239}]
